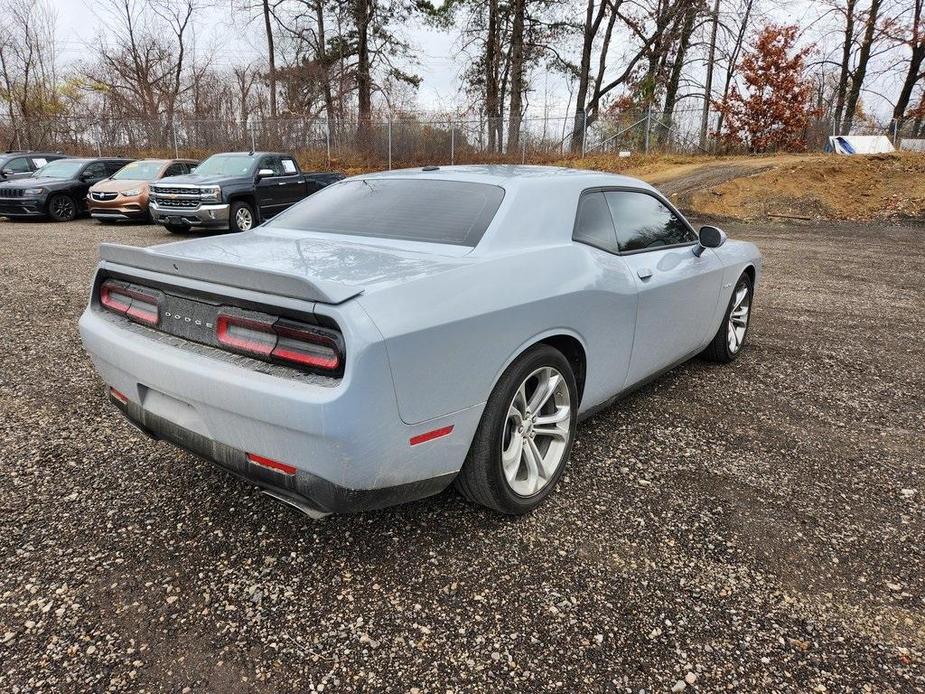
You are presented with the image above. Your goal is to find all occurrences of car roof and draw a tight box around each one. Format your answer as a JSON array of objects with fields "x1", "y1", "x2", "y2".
[{"x1": 361, "y1": 164, "x2": 654, "y2": 191}]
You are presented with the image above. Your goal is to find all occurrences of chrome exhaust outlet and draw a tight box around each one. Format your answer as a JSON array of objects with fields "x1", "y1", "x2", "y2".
[{"x1": 261, "y1": 489, "x2": 330, "y2": 520}]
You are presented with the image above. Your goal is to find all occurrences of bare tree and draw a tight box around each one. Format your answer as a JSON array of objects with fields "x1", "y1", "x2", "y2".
[{"x1": 889, "y1": 0, "x2": 925, "y2": 131}]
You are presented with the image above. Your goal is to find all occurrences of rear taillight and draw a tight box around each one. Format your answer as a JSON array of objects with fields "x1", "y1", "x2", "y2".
[
  {"x1": 100, "y1": 280, "x2": 161, "y2": 326},
  {"x1": 216, "y1": 313, "x2": 343, "y2": 374}
]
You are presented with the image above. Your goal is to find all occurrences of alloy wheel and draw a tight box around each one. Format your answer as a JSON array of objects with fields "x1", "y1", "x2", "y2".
[
  {"x1": 501, "y1": 366, "x2": 571, "y2": 496},
  {"x1": 52, "y1": 196, "x2": 74, "y2": 220},
  {"x1": 727, "y1": 281, "x2": 751, "y2": 353},
  {"x1": 235, "y1": 207, "x2": 253, "y2": 231}
]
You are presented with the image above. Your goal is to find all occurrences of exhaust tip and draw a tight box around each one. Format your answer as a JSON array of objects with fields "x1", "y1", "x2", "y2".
[{"x1": 260, "y1": 489, "x2": 330, "y2": 520}]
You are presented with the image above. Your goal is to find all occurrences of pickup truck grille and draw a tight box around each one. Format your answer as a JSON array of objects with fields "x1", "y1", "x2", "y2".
[
  {"x1": 91, "y1": 191, "x2": 118, "y2": 201},
  {"x1": 156, "y1": 198, "x2": 200, "y2": 209},
  {"x1": 0, "y1": 188, "x2": 24, "y2": 198},
  {"x1": 152, "y1": 186, "x2": 200, "y2": 196}
]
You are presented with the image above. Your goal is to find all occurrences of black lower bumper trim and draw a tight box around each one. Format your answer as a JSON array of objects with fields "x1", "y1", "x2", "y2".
[{"x1": 112, "y1": 394, "x2": 455, "y2": 514}]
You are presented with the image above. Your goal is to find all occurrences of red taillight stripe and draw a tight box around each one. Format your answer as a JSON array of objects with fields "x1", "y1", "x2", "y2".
[
  {"x1": 246, "y1": 452, "x2": 297, "y2": 475},
  {"x1": 409, "y1": 425, "x2": 454, "y2": 446},
  {"x1": 110, "y1": 387, "x2": 129, "y2": 404}
]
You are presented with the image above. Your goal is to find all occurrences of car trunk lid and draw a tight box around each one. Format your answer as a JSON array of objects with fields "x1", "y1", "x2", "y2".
[{"x1": 99, "y1": 229, "x2": 470, "y2": 305}]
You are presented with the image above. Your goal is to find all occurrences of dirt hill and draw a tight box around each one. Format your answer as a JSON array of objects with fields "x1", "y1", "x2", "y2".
[{"x1": 566, "y1": 152, "x2": 925, "y2": 222}]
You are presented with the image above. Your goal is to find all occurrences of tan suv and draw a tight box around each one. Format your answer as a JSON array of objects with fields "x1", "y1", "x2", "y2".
[{"x1": 87, "y1": 158, "x2": 198, "y2": 222}]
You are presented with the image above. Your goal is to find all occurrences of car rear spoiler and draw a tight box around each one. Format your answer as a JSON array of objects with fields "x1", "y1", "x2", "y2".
[{"x1": 98, "y1": 243, "x2": 363, "y2": 305}]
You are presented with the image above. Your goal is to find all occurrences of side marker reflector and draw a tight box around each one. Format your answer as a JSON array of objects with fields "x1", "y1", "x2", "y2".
[
  {"x1": 110, "y1": 387, "x2": 129, "y2": 404},
  {"x1": 409, "y1": 425, "x2": 454, "y2": 446},
  {"x1": 246, "y1": 452, "x2": 297, "y2": 476}
]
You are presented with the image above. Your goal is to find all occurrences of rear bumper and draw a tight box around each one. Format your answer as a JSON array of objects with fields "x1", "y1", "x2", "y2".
[
  {"x1": 112, "y1": 393, "x2": 455, "y2": 514},
  {"x1": 78, "y1": 299, "x2": 481, "y2": 513},
  {"x1": 150, "y1": 200, "x2": 229, "y2": 228}
]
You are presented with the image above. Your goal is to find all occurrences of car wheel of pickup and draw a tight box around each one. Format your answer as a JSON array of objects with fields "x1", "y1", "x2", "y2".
[
  {"x1": 230, "y1": 201, "x2": 255, "y2": 232},
  {"x1": 702, "y1": 272, "x2": 753, "y2": 363},
  {"x1": 455, "y1": 344, "x2": 578, "y2": 515},
  {"x1": 47, "y1": 194, "x2": 77, "y2": 222}
]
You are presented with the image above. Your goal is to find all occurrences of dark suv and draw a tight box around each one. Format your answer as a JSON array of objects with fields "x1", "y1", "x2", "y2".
[
  {"x1": 0, "y1": 151, "x2": 70, "y2": 181},
  {"x1": 0, "y1": 157, "x2": 133, "y2": 221}
]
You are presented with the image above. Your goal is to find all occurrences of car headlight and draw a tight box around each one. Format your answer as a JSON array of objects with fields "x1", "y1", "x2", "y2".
[
  {"x1": 23, "y1": 187, "x2": 45, "y2": 196},
  {"x1": 199, "y1": 185, "x2": 221, "y2": 202},
  {"x1": 121, "y1": 189, "x2": 140, "y2": 197}
]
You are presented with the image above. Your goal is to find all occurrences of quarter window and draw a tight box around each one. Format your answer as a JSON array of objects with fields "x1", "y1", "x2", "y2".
[
  {"x1": 604, "y1": 190, "x2": 695, "y2": 252},
  {"x1": 573, "y1": 191, "x2": 617, "y2": 251}
]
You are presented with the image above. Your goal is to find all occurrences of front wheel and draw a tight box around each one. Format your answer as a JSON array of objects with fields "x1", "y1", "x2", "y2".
[
  {"x1": 455, "y1": 344, "x2": 578, "y2": 514},
  {"x1": 702, "y1": 272, "x2": 753, "y2": 363},
  {"x1": 47, "y1": 194, "x2": 77, "y2": 222},
  {"x1": 229, "y1": 201, "x2": 255, "y2": 232}
]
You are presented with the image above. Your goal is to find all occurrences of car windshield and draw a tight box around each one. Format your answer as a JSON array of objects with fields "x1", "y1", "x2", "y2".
[
  {"x1": 266, "y1": 178, "x2": 506, "y2": 246},
  {"x1": 33, "y1": 160, "x2": 83, "y2": 179},
  {"x1": 193, "y1": 154, "x2": 255, "y2": 176},
  {"x1": 112, "y1": 160, "x2": 164, "y2": 181}
]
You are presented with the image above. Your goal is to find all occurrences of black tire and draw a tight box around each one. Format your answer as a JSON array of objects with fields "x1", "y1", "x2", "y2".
[
  {"x1": 164, "y1": 223, "x2": 191, "y2": 234},
  {"x1": 229, "y1": 200, "x2": 256, "y2": 232},
  {"x1": 47, "y1": 194, "x2": 77, "y2": 222},
  {"x1": 455, "y1": 344, "x2": 578, "y2": 514},
  {"x1": 702, "y1": 271, "x2": 754, "y2": 363}
]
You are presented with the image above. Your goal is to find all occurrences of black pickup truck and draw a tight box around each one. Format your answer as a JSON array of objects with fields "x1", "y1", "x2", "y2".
[{"x1": 148, "y1": 151, "x2": 344, "y2": 234}]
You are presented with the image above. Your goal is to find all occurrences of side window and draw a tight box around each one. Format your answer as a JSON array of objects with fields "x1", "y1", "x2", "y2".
[
  {"x1": 604, "y1": 190, "x2": 695, "y2": 252},
  {"x1": 164, "y1": 163, "x2": 185, "y2": 177},
  {"x1": 30, "y1": 157, "x2": 49, "y2": 169},
  {"x1": 280, "y1": 157, "x2": 299, "y2": 175},
  {"x1": 572, "y1": 191, "x2": 617, "y2": 251},
  {"x1": 4, "y1": 157, "x2": 31, "y2": 173},
  {"x1": 82, "y1": 162, "x2": 108, "y2": 180},
  {"x1": 106, "y1": 161, "x2": 126, "y2": 176},
  {"x1": 259, "y1": 156, "x2": 283, "y2": 176}
]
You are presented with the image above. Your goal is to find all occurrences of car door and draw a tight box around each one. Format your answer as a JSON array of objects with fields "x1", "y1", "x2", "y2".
[
  {"x1": 604, "y1": 189, "x2": 724, "y2": 386},
  {"x1": 1, "y1": 156, "x2": 33, "y2": 180},
  {"x1": 254, "y1": 156, "x2": 286, "y2": 218},
  {"x1": 278, "y1": 156, "x2": 307, "y2": 207}
]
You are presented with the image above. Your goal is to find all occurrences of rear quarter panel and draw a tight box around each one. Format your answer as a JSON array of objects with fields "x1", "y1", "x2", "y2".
[{"x1": 358, "y1": 244, "x2": 638, "y2": 425}]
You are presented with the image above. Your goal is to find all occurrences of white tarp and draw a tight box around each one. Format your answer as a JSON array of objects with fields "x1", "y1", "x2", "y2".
[{"x1": 826, "y1": 135, "x2": 896, "y2": 154}]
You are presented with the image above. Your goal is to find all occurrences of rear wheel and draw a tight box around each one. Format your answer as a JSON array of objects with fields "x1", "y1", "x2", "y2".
[
  {"x1": 230, "y1": 201, "x2": 255, "y2": 232},
  {"x1": 702, "y1": 272, "x2": 753, "y2": 363},
  {"x1": 47, "y1": 194, "x2": 77, "y2": 222},
  {"x1": 455, "y1": 344, "x2": 578, "y2": 514}
]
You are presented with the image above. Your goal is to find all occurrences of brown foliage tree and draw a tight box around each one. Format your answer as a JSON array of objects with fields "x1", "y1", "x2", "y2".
[{"x1": 714, "y1": 24, "x2": 819, "y2": 152}]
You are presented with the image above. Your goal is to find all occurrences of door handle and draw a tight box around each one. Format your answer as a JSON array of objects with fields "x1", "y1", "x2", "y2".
[
  {"x1": 277, "y1": 181, "x2": 286, "y2": 186},
  {"x1": 637, "y1": 268, "x2": 653, "y2": 280}
]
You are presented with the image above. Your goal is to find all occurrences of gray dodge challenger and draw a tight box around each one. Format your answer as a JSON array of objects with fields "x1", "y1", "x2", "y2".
[{"x1": 78, "y1": 165, "x2": 761, "y2": 517}]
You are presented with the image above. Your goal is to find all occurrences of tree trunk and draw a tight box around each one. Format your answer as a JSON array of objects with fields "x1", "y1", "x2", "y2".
[
  {"x1": 699, "y1": 0, "x2": 720, "y2": 148},
  {"x1": 486, "y1": 0, "x2": 500, "y2": 153},
  {"x1": 842, "y1": 0, "x2": 882, "y2": 134},
  {"x1": 315, "y1": 0, "x2": 336, "y2": 146},
  {"x1": 506, "y1": 0, "x2": 525, "y2": 153},
  {"x1": 832, "y1": 0, "x2": 856, "y2": 136},
  {"x1": 570, "y1": 0, "x2": 598, "y2": 153},
  {"x1": 715, "y1": 0, "x2": 752, "y2": 135},
  {"x1": 354, "y1": 0, "x2": 372, "y2": 142},
  {"x1": 890, "y1": 0, "x2": 924, "y2": 131},
  {"x1": 659, "y1": 1, "x2": 699, "y2": 146},
  {"x1": 262, "y1": 0, "x2": 277, "y2": 121}
]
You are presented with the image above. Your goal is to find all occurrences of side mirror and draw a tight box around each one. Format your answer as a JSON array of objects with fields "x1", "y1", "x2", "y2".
[
  {"x1": 0, "y1": 169, "x2": 9, "y2": 178},
  {"x1": 693, "y1": 225, "x2": 727, "y2": 257},
  {"x1": 256, "y1": 168, "x2": 274, "y2": 179}
]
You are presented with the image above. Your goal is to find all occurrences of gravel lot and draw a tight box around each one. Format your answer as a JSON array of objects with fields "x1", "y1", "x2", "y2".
[{"x1": 0, "y1": 215, "x2": 923, "y2": 693}]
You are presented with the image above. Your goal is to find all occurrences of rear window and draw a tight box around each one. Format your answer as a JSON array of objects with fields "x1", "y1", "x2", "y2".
[{"x1": 266, "y1": 178, "x2": 505, "y2": 246}]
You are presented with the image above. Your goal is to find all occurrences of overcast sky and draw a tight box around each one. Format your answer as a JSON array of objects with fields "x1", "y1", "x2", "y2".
[{"x1": 50, "y1": 0, "x2": 903, "y2": 121}]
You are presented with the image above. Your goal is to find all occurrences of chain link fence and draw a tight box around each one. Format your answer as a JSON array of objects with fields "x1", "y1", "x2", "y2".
[{"x1": 1, "y1": 106, "x2": 918, "y2": 169}]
